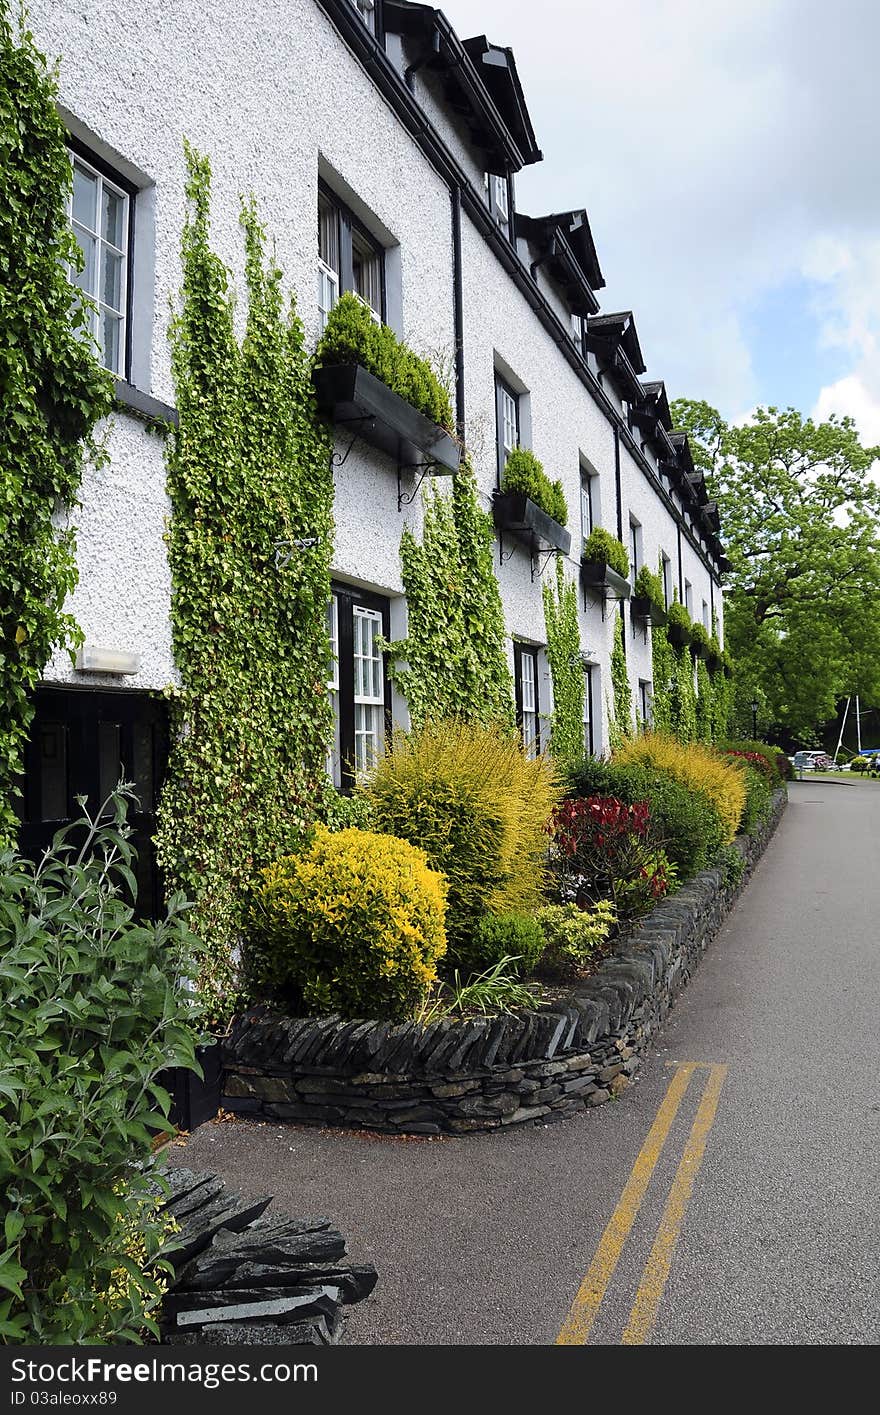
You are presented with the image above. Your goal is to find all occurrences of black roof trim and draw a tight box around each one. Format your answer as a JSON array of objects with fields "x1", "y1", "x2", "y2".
[
  {"x1": 586, "y1": 311, "x2": 646, "y2": 375},
  {"x1": 641, "y1": 379, "x2": 672, "y2": 430},
  {"x1": 515, "y1": 213, "x2": 599, "y2": 316},
  {"x1": 461, "y1": 35, "x2": 543, "y2": 166},
  {"x1": 384, "y1": 3, "x2": 541, "y2": 171},
  {"x1": 516, "y1": 209, "x2": 604, "y2": 292}
]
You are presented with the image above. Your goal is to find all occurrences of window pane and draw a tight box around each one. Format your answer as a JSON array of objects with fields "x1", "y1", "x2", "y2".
[
  {"x1": 318, "y1": 263, "x2": 339, "y2": 334},
  {"x1": 39, "y1": 723, "x2": 68, "y2": 822},
  {"x1": 318, "y1": 197, "x2": 339, "y2": 273},
  {"x1": 101, "y1": 311, "x2": 123, "y2": 373},
  {"x1": 102, "y1": 247, "x2": 124, "y2": 311},
  {"x1": 71, "y1": 224, "x2": 97, "y2": 296},
  {"x1": 72, "y1": 162, "x2": 98, "y2": 231},
  {"x1": 102, "y1": 186, "x2": 126, "y2": 249},
  {"x1": 352, "y1": 228, "x2": 382, "y2": 316}
]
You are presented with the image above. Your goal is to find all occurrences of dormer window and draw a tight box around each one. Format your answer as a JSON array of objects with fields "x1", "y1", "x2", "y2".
[
  {"x1": 485, "y1": 172, "x2": 511, "y2": 239},
  {"x1": 350, "y1": 0, "x2": 377, "y2": 35}
]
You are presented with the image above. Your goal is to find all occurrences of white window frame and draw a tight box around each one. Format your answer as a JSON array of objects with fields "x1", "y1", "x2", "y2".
[
  {"x1": 68, "y1": 152, "x2": 130, "y2": 376},
  {"x1": 352, "y1": 0, "x2": 377, "y2": 33},
  {"x1": 580, "y1": 468, "x2": 595, "y2": 539},
  {"x1": 629, "y1": 517, "x2": 642, "y2": 578},
  {"x1": 684, "y1": 579, "x2": 693, "y2": 616},
  {"x1": 661, "y1": 554, "x2": 672, "y2": 609},
  {"x1": 353, "y1": 605, "x2": 384, "y2": 776}
]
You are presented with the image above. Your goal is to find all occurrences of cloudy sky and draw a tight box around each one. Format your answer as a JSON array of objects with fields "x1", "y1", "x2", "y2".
[{"x1": 441, "y1": 0, "x2": 880, "y2": 440}]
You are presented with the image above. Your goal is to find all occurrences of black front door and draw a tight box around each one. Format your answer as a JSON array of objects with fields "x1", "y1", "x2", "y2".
[{"x1": 18, "y1": 687, "x2": 167, "y2": 917}]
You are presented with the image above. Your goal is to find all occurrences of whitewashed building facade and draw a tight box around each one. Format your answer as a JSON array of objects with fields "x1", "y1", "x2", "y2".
[{"x1": 21, "y1": 0, "x2": 726, "y2": 900}]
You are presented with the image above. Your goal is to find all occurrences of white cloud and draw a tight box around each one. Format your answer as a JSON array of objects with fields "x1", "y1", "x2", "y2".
[{"x1": 439, "y1": 0, "x2": 880, "y2": 420}]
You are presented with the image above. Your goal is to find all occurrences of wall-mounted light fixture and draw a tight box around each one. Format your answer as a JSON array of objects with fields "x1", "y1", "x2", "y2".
[
  {"x1": 274, "y1": 537, "x2": 319, "y2": 570},
  {"x1": 75, "y1": 646, "x2": 141, "y2": 675}
]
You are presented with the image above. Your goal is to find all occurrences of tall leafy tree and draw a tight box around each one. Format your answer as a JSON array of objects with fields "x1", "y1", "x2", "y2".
[{"x1": 672, "y1": 400, "x2": 880, "y2": 736}]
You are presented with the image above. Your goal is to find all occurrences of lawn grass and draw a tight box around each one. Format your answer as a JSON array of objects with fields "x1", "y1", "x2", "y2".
[{"x1": 798, "y1": 770, "x2": 880, "y2": 785}]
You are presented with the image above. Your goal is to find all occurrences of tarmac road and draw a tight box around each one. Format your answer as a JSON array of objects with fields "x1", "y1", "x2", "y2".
[{"x1": 173, "y1": 780, "x2": 880, "y2": 1345}]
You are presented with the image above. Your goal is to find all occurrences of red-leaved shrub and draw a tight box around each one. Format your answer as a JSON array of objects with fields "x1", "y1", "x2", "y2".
[{"x1": 546, "y1": 795, "x2": 673, "y2": 923}]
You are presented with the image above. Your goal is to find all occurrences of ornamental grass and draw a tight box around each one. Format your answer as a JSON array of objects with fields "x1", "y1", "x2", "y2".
[{"x1": 613, "y1": 732, "x2": 747, "y2": 844}]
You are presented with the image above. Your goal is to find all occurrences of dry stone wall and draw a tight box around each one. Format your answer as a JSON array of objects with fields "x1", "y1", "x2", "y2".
[{"x1": 223, "y1": 792, "x2": 786, "y2": 1135}]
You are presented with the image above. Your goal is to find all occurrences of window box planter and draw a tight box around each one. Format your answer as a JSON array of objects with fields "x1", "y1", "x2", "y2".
[
  {"x1": 312, "y1": 362, "x2": 461, "y2": 473},
  {"x1": 667, "y1": 619, "x2": 691, "y2": 648},
  {"x1": 706, "y1": 648, "x2": 722, "y2": 674},
  {"x1": 167, "y1": 1041, "x2": 222, "y2": 1133},
  {"x1": 630, "y1": 596, "x2": 668, "y2": 628},
  {"x1": 580, "y1": 558, "x2": 631, "y2": 601},
  {"x1": 492, "y1": 490, "x2": 571, "y2": 557},
  {"x1": 690, "y1": 631, "x2": 711, "y2": 661}
]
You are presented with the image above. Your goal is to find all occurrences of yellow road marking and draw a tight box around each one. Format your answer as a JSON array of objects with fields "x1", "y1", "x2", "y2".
[
  {"x1": 555, "y1": 1063, "x2": 697, "y2": 1345},
  {"x1": 621, "y1": 1064, "x2": 728, "y2": 1345}
]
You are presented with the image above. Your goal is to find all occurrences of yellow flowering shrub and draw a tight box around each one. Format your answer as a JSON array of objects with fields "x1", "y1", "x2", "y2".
[
  {"x1": 249, "y1": 826, "x2": 447, "y2": 1020},
  {"x1": 362, "y1": 718, "x2": 561, "y2": 967},
  {"x1": 613, "y1": 732, "x2": 746, "y2": 843}
]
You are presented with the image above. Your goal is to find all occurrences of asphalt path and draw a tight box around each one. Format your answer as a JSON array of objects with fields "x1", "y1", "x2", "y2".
[{"x1": 173, "y1": 780, "x2": 880, "y2": 1345}]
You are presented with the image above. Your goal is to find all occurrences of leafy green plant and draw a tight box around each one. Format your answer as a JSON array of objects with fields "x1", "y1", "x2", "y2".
[
  {"x1": 0, "y1": 6, "x2": 114, "y2": 847},
  {"x1": 695, "y1": 656, "x2": 713, "y2": 743},
  {"x1": 733, "y1": 762, "x2": 773, "y2": 834},
  {"x1": 565, "y1": 757, "x2": 726, "y2": 878},
  {"x1": 417, "y1": 957, "x2": 543, "y2": 1021},
  {"x1": 0, "y1": 789, "x2": 204, "y2": 1343},
  {"x1": 247, "y1": 825, "x2": 447, "y2": 1020},
  {"x1": 317, "y1": 787, "x2": 374, "y2": 831},
  {"x1": 667, "y1": 598, "x2": 692, "y2": 633},
  {"x1": 156, "y1": 149, "x2": 335, "y2": 1025},
  {"x1": 614, "y1": 732, "x2": 746, "y2": 842},
  {"x1": 608, "y1": 606, "x2": 633, "y2": 750},
  {"x1": 633, "y1": 565, "x2": 665, "y2": 611},
  {"x1": 542, "y1": 557, "x2": 585, "y2": 764},
  {"x1": 850, "y1": 754, "x2": 870, "y2": 772},
  {"x1": 387, "y1": 465, "x2": 515, "y2": 729},
  {"x1": 690, "y1": 622, "x2": 711, "y2": 656},
  {"x1": 501, "y1": 448, "x2": 568, "y2": 526},
  {"x1": 315, "y1": 292, "x2": 454, "y2": 430},
  {"x1": 714, "y1": 842, "x2": 746, "y2": 887},
  {"x1": 456, "y1": 911, "x2": 546, "y2": 979},
  {"x1": 364, "y1": 718, "x2": 560, "y2": 964},
  {"x1": 581, "y1": 527, "x2": 630, "y2": 579},
  {"x1": 535, "y1": 901, "x2": 616, "y2": 977}
]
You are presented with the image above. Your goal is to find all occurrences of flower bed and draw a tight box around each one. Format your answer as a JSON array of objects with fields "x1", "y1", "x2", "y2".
[{"x1": 222, "y1": 791, "x2": 786, "y2": 1135}]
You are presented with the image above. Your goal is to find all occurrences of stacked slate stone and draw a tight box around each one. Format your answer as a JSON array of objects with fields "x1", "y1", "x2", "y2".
[
  {"x1": 157, "y1": 1168, "x2": 377, "y2": 1345},
  {"x1": 223, "y1": 792, "x2": 786, "y2": 1138}
]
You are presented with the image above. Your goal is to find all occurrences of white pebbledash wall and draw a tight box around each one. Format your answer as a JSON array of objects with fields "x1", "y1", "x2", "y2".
[{"x1": 29, "y1": 0, "x2": 724, "y2": 751}]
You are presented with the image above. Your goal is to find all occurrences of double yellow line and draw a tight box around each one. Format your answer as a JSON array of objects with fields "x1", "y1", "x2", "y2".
[{"x1": 556, "y1": 1062, "x2": 728, "y2": 1346}]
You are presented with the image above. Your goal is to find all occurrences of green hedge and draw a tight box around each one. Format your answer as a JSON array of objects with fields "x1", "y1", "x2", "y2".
[{"x1": 633, "y1": 564, "x2": 665, "y2": 609}]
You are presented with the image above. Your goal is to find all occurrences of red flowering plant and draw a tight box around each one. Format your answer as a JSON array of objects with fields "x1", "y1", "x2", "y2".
[
  {"x1": 724, "y1": 750, "x2": 775, "y2": 781},
  {"x1": 546, "y1": 794, "x2": 675, "y2": 924}
]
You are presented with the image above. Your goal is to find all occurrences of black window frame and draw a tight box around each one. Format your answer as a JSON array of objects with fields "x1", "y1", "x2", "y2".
[
  {"x1": 513, "y1": 641, "x2": 540, "y2": 756},
  {"x1": 661, "y1": 552, "x2": 672, "y2": 609},
  {"x1": 495, "y1": 371, "x2": 520, "y2": 485},
  {"x1": 583, "y1": 665, "x2": 594, "y2": 757},
  {"x1": 349, "y1": 0, "x2": 384, "y2": 41},
  {"x1": 629, "y1": 515, "x2": 642, "y2": 578},
  {"x1": 66, "y1": 136, "x2": 137, "y2": 384},
  {"x1": 330, "y1": 582, "x2": 391, "y2": 792},
  {"x1": 638, "y1": 679, "x2": 652, "y2": 728},
  {"x1": 318, "y1": 179, "x2": 386, "y2": 323}
]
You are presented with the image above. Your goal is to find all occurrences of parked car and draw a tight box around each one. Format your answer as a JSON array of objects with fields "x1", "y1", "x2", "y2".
[{"x1": 792, "y1": 751, "x2": 831, "y2": 772}]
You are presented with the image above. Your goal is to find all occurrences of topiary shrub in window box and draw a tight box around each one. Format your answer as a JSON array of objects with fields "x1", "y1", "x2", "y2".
[
  {"x1": 631, "y1": 564, "x2": 667, "y2": 626},
  {"x1": 493, "y1": 450, "x2": 570, "y2": 556},
  {"x1": 580, "y1": 527, "x2": 630, "y2": 600},
  {"x1": 313, "y1": 293, "x2": 459, "y2": 471},
  {"x1": 500, "y1": 448, "x2": 568, "y2": 527},
  {"x1": 689, "y1": 621, "x2": 711, "y2": 659},
  {"x1": 666, "y1": 597, "x2": 692, "y2": 647}
]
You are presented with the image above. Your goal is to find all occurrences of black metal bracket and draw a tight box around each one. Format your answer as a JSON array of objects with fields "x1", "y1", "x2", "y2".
[
  {"x1": 530, "y1": 547, "x2": 563, "y2": 583},
  {"x1": 330, "y1": 416, "x2": 375, "y2": 469},
  {"x1": 498, "y1": 532, "x2": 516, "y2": 566},
  {"x1": 397, "y1": 460, "x2": 443, "y2": 513}
]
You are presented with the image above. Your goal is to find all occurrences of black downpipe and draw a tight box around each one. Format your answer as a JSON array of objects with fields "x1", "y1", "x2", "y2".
[
  {"x1": 677, "y1": 523, "x2": 684, "y2": 600},
  {"x1": 709, "y1": 575, "x2": 715, "y2": 628},
  {"x1": 451, "y1": 183, "x2": 465, "y2": 440}
]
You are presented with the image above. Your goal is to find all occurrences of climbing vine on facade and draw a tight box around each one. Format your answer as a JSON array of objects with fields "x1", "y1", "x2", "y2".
[
  {"x1": 542, "y1": 558, "x2": 584, "y2": 762},
  {"x1": 388, "y1": 464, "x2": 515, "y2": 729},
  {"x1": 695, "y1": 657, "x2": 713, "y2": 742},
  {"x1": 155, "y1": 146, "x2": 334, "y2": 1022},
  {"x1": 670, "y1": 645, "x2": 697, "y2": 743},
  {"x1": 0, "y1": 5, "x2": 113, "y2": 845},
  {"x1": 650, "y1": 624, "x2": 675, "y2": 735},
  {"x1": 608, "y1": 606, "x2": 633, "y2": 750}
]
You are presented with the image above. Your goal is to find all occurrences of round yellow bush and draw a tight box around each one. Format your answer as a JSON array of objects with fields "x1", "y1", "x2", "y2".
[
  {"x1": 613, "y1": 732, "x2": 746, "y2": 843},
  {"x1": 249, "y1": 826, "x2": 447, "y2": 1020}
]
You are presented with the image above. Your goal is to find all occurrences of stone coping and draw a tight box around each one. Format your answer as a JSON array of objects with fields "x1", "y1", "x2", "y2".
[{"x1": 223, "y1": 790, "x2": 786, "y2": 1134}]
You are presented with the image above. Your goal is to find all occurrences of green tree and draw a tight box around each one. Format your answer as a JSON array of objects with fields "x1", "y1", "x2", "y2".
[{"x1": 672, "y1": 400, "x2": 880, "y2": 736}]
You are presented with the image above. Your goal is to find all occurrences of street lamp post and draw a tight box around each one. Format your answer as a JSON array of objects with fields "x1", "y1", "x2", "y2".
[{"x1": 751, "y1": 698, "x2": 759, "y2": 739}]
